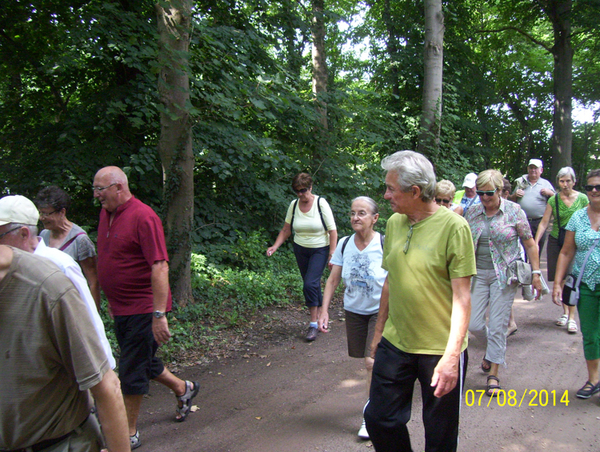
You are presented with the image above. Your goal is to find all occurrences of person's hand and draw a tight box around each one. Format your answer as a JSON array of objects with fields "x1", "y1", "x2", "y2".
[
  {"x1": 431, "y1": 355, "x2": 459, "y2": 398},
  {"x1": 152, "y1": 317, "x2": 172, "y2": 345},
  {"x1": 552, "y1": 281, "x2": 564, "y2": 306},
  {"x1": 318, "y1": 311, "x2": 329, "y2": 333},
  {"x1": 533, "y1": 274, "x2": 543, "y2": 300},
  {"x1": 540, "y1": 188, "x2": 554, "y2": 197},
  {"x1": 266, "y1": 246, "x2": 276, "y2": 257},
  {"x1": 515, "y1": 189, "x2": 525, "y2": 198}
]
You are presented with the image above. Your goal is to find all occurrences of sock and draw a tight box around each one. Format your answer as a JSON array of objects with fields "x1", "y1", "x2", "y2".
[{"x1": 310, "y1": 321, "x2": 318, "y2": 328}]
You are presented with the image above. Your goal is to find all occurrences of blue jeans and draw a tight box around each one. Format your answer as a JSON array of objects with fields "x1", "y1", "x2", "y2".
[{"x1": 293, "y1": 243, "x2": 328, "y2": 308}]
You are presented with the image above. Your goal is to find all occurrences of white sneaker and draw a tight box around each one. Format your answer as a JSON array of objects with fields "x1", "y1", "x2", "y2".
[{"x1": 358, "y1": 418, "x2": 369, "y2": 439}]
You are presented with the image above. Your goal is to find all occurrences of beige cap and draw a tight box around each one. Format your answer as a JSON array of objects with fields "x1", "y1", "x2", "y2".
[
  {"x1": 528, "y1": 159, "x2": 543, "y2": 168},
  {"x1": 0, "y1": 195, "x2": 40, "y2": 226}
]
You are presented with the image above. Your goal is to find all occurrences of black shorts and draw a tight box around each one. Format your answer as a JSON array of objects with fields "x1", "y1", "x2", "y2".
[
  {"x1": 345, "y1": 310, "x2": 378, "y2": 358},
  {"x1": 114, "y1": 313, "x2": 165, "y2": 395}
]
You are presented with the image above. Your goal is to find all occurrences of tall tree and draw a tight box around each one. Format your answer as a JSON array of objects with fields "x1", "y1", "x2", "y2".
[
  {"x1": 156, "y1": 0, "x2": 194, "y2": 305},
  {"x1": 417, "y1": 0, "x2": 444, "y2": 156},
  {"x1": 311, "y1": 0, "x2": 329, "y2": 165}
]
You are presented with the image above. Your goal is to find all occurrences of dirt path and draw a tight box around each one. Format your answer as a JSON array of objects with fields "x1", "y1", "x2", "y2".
[{"x1": 135, "y1": 286, "x2": 600, "y2": 452}]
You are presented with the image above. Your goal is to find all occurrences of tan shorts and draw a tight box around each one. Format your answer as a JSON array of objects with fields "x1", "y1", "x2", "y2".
[{"x1": 345, "y1": 310, "x2": 378, "y2": 358}]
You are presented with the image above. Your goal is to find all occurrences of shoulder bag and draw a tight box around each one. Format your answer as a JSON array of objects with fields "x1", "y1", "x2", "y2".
[{"x1": 562, "y1": 237, "x2": 600, "y2": 306}]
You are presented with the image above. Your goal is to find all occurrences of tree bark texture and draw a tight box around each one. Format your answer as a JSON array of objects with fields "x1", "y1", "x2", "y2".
[
  {"x1": 156, "y1": 0, "x2": 194, "y2": 306},
  {"x1": 417, "y1": 0, "x2": 444, "y2": 157},
  {"x1": 311, "y1": 0, "x2": 328, "y2": 165},
  {"x1": 546, "y1": 0, "x2": 573, "y2": 182}
]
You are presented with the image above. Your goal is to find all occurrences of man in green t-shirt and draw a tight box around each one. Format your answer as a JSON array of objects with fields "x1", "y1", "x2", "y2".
[{"x1": 364, "y1": 151, "x2": 476, "y2": 452}]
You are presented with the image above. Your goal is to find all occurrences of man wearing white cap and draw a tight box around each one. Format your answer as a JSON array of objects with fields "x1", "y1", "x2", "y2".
[
  {"x1": 456, "y1": 172, "x2": 481, "y2": 216},
  {"x1": 510, "y1": 159, "x2": 555, "y2": 255}
]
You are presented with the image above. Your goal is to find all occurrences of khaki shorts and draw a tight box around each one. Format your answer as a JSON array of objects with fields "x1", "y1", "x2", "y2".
[{"x1": 345, "y1": 310, "x2": 378, "y2": 358}]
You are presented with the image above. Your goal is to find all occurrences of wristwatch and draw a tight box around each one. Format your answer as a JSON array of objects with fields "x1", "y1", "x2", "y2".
[{"x1": 153, "y1": 310, "x2": 166, "y2": 319}]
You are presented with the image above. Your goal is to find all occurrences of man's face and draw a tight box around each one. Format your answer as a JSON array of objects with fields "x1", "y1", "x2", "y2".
[
  {"x1": 384, "y1": 171, "x2": 412, "y2": 214},
  {"x1": 93, "y1": 172, "x2": 119, "y2": 212},
  {"x1": 464, "y1": 186, "x2": 477, "y2": 198},
  {"x1": 528, "y1": 165, "x2": 542, "y2": 181}
]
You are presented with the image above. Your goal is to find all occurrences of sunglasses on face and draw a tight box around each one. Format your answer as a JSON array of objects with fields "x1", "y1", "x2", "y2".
[
  {"x1": 476, "y1": 190, "x2": 497, "y2": 197},
  {"x1": 294, "y1": 188, "x2": 309, "y2": 194},
  {"x1": 435, "y1": 198, "x2": 451, "y2": 204},
  {"x1": 585, "y1": 185, "x2": 600, "y2": 192}
]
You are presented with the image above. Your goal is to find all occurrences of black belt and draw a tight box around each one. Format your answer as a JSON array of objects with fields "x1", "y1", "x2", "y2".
[{"x1": 528, "y1": 217, "x2": 542, "y2": 221}]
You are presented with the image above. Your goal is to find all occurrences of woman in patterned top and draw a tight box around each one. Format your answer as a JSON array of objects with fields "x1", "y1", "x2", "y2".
[
  {"x1": 553, "y1": 169, "x2": 600, "y2": 400},
  {"x1": 535, "y1": 167, "x2": 588, "y2": 333},
  {"x1": 465, "y1": 169, "x2": 542, "y2": 397}
]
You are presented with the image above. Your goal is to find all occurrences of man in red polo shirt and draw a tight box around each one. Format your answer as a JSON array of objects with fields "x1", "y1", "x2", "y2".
[{"x1": 93, "y1": 166, "x2": 199, "y2": 450}]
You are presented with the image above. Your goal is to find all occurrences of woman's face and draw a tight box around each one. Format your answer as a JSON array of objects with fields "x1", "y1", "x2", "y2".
[
  {"x1": 435, "y1": 192, "x2": 453, "y2": 209},
  {"x1": 477, "y1": 183, "x2": 500, "y2": 212},
  {"x1": 585, "y1": 176, "x2": 600, "y2": 204},
  {"x1": 558, "y1": 175, "x2": 574, "y2": 192},
  {"x1": 350, "y1": 199, "x2": 378, "y2": 233},
  {"x1": 38, "y1": 206, "x2": 65, "y2": 230},
  {"x1": 294, "y1": 185, "x2": 312, "y2": 202}
]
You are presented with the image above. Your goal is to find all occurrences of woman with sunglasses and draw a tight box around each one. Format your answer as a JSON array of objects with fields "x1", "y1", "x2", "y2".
[
  {"x1": 435, "y1": 180, "x2": 464, "y2": 215},
  {"x1": 553, "y1": 169, "x2": 600, "y2": 400},
  {"x1": 465, "y1": 170, "x2": 542, "y2": 397},
  {"x1": 534, "y1": 167, "x2": 588, "y2": 333},
  {"x1": 267, "y1": 173, "x2": 337, "y2": 342}
]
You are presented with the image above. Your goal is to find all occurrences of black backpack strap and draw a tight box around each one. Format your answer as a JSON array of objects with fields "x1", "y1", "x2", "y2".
[
  {"x1": 380, "y1": 233, "x2": 385, "y2": 249},
  {"x1": 340, "y1": 236, "x2": 351, "y2": 257},
  {"x1": 317, "y1": 196, "x2": 327, "y2": 231},
  {"x1": 290, "y1": 199, "x2": 299, "y2": 232}
]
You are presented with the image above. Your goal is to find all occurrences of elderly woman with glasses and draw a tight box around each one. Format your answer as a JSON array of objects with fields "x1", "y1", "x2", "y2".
[
  {"x1": 34, "y1": 186, "x2": 101, "y2": 310},
  {"x1": 534, "y1": 167, "x2": 588, "y2": 334},
  {"x1": 465, "y1": 169, "x2": 542, "y2": 397},
  {"x1": 553, "y1": 169, "x2": 600, "y2": 400},
  {"x1": 267, "y1": 173, "x2": 337, "y2": 342},
  {"x1": 435, "y1": 180, "x2": 464, "y2": 215}
]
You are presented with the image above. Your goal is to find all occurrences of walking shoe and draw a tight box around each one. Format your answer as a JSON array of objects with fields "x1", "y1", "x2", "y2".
[
  {"x1": 576, "y1": 381, "x2": 600, "y2": 399},
  {"x1": 567, "y1": 319, "x2": 578, "y2": 334},
  {"x1": 358, "y1": 418, "x2": 369, "y2": 439},
  {"x1": 556, "y1": 314, "x2": 568, "y2": 326},
  {"x1": 130, "y1": 431, "x2": 141, "y2": 450},
  {"x1": 306, "y1": 326, "x2": 318, "y2": 341}
]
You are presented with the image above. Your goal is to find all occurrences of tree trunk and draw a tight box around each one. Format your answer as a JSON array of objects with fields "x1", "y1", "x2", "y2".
[
  {"x1": 311, "y1": 0, "x2": 328, "y2": 165},
  {"x1": 417, "y1": 0, "x2": 444, "y2": 158},
  {"x1": 156, "y1": 0, "x2": 194, "y2": 306},
  {"x1": 547, "y1": 0, "x2": 573, "y2": 182}
]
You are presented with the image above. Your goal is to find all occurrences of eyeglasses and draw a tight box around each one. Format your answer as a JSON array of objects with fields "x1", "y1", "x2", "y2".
[
  {"x1": 435, "y1": 198, "x2": 451, "y2": 205},
  {"x1": 39, "y1": 209, "x2": 60, "y2": 218},
  {"x1": 476, "y1": 190, "x2": 497, "y2": 197},
  {"x1": 585, "y1": 185, "x2": 600, "y2": 192},
  {"x1": 294, "y1": 188, "x2": 309, "y2": 195},
  {"x1": 404, "y1": 225, "x2": 413, "y2": 254},
  {"x1": 350, "y1": 211, "x2": 371, "y2": 218},
  {"x1": 0, "y1": 226, "x2": 22, "y2": 240},
  {"x1": 92, "y1": 183, "x2": 117, "y2": 192}
]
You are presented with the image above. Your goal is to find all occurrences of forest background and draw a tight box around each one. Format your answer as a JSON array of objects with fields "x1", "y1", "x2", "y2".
[{"x1": 1, "y1": 0, "x2": 600, "y2": 355}]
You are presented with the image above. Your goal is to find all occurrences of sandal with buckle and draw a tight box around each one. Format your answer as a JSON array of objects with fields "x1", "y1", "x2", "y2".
[
  {"x1": 567, "y1": 319, "x2": 578, "y2": 334},
  {"x1": 576, "y1": 381, "x2": 600, "y2": 399},
  {"x1": 481, "y1": 357, "x2": 491, "y2": 373},
  {"x1": 130, "y1": 430, "x2": 141, "y2": 450},
  {"x1": 175, "y1": 380, "x2": 199, "y2": 422},
  {"x1": 556, "y1": 314, "x2": 568, "y2": 327},
  {"x1": 486, "y1": 375, "x2": 502, "y2": 397}
]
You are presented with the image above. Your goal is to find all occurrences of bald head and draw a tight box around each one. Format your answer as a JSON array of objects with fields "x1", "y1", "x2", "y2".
[{"x1": 93, "y1": 166, "x2": 132, "y2": 212}]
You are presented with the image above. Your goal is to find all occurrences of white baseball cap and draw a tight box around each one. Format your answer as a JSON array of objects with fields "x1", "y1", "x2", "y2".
[
  {"x1": 528, "y1": 159, "x2": 543, "y2": 168},
  {"x1": 0, "y1": 195, "x2": 40, "y2": 226},
  {"x1": 462, "y1": 173, "x2": 477, "y2": 189}
]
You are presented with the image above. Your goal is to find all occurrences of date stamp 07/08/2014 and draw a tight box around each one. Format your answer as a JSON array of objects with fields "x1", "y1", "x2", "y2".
[{"x1": 465, "y1": 389, "x2": 570, "y2": 407}]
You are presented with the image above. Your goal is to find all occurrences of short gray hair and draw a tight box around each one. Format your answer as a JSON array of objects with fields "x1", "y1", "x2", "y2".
[
  {"x1": 381, "y1": 151, "x2": 436, "y2": 201},
  {"x1": 351, "y1": 196, "x2": 379, "y2": 215},
  {"x1": 556, "y1": 166, "x2": 576, "y2": 185},
  {"x1": 5, "y1": 224, "x2": 38, "y2": 236}
]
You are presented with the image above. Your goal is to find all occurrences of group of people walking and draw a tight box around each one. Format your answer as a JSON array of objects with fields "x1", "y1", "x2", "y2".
[
  {"x1": 267, "y1": 153, "x2": 600, "y2": 451},
  {"x1": 2, "y1": 152, "x2": 600, "y2": 452}
]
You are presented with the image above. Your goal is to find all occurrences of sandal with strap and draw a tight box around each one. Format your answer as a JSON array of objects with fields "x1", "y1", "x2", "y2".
[
  {"x1": 486, "y1": 375, "x2": 501, "y2": 397},
  {"x1": 481, "y1": 357, "x2": 491, "y2": 373},
  {"x1": 567, "y1": 319, "x2": 578, "y2": 334},
  {"x1": 175, "y1": 380, "x2": 199, "y2": 422},
  {"x1": 556, "y1": 314, "x2": 569, "y2": 327}
]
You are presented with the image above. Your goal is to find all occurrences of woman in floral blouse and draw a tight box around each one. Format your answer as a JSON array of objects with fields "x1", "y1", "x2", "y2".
[
  {"x1": 465, "y1": 169, "x2": 543, "y2": 397},
  {"x1": 553, "y1": 169, "x2": 600, "y2": 400}
]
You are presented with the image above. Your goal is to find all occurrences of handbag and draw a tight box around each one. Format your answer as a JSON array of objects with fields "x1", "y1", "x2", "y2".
[
  {"x1": 562, "y1": 237, "x2": 600, "y2": 306},
  {"x1": 510, "y1": 260, "x2": 533, "y2": 285},
  {"x1": 554, "y1": 194, "x2": 566, "y2": 248}
]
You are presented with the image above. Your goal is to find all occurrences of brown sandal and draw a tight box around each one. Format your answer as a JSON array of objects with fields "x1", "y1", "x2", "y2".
[
  {"x1": 481, "y1": 357, "x2": 491, "y2": 373},
  {"x1": 486, "y1": 375, "x2": 501, "y2": 397}
]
